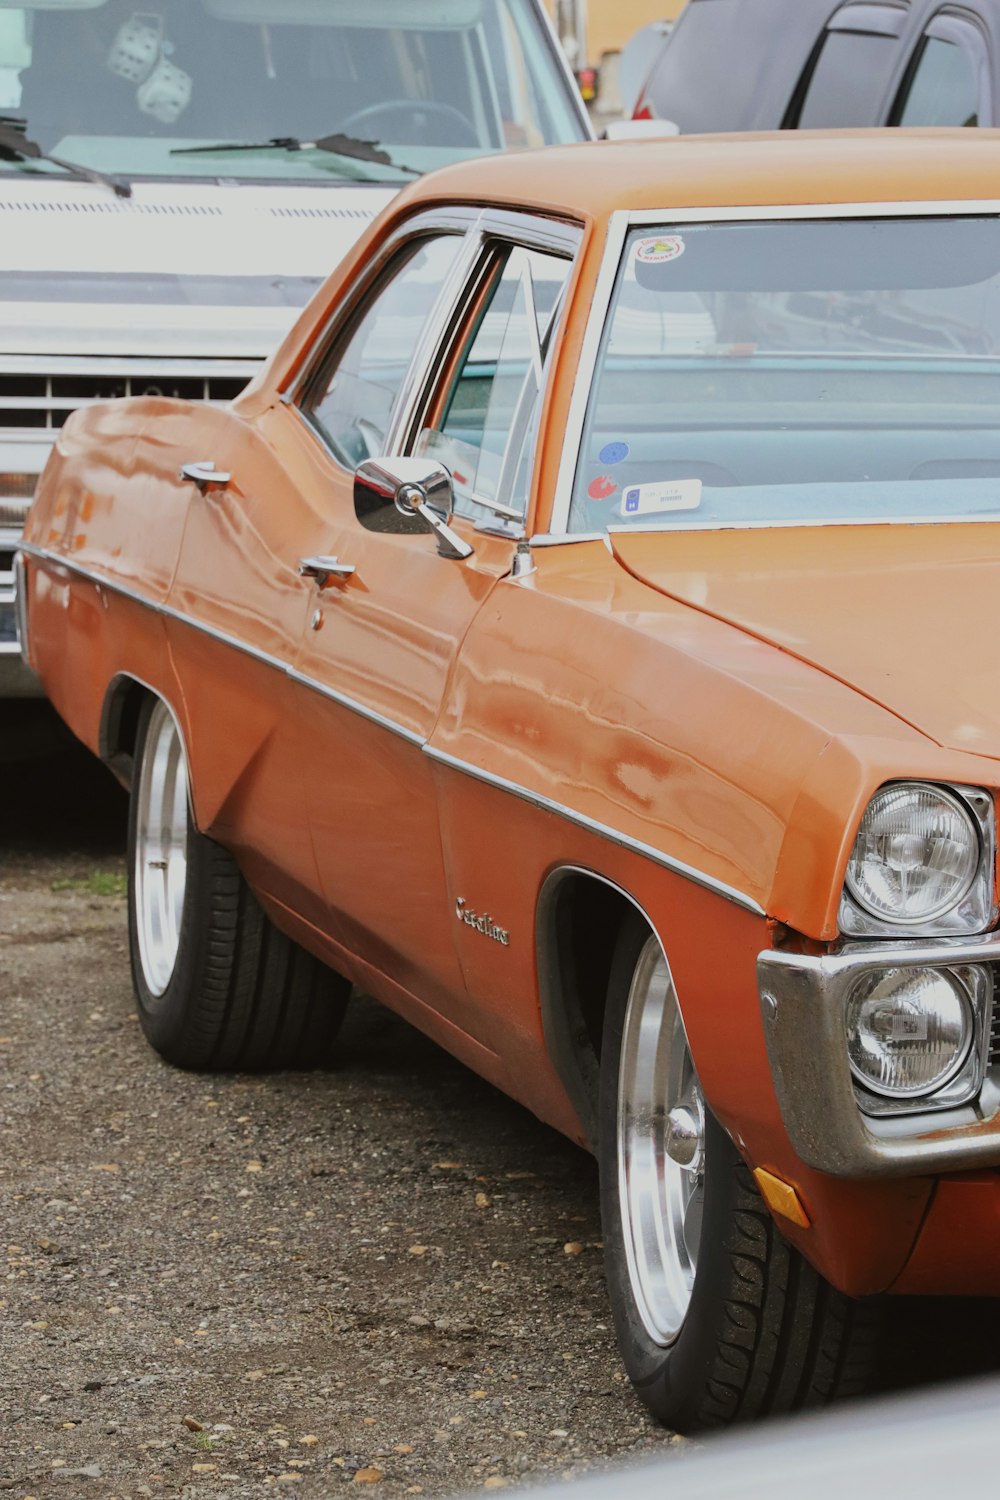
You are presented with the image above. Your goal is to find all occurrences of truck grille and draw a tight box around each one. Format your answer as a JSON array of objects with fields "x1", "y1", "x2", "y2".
[{"x1": 0, "y1": 366, "x2": 252, "y2": 431}]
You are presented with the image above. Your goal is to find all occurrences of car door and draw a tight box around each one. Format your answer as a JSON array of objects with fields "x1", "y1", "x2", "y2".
[{"x1": 281, "y1": 210, "x2": 578, "y2": 1034}]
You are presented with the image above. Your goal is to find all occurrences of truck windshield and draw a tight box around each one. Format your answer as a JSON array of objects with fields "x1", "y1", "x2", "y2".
[
  {"x1": 569, "y1": 215, "x2": 1000, "y2": 533},
  {"x1": 0, "y1": 0, "x2": 583, "y2": 184}
]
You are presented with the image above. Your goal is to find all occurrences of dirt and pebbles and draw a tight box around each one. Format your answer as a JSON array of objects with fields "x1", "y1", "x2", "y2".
[
  {"x1": 5, "y1": 704, "x2": 998, "y2": 1500},
  {"x1": 0, "y1": 707, "x2": 677, "y2": 1500}
]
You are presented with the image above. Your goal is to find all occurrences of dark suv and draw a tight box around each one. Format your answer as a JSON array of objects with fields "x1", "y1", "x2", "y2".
[{"x1": 634, "y1": 0, "x2": 997, "y2": 131}]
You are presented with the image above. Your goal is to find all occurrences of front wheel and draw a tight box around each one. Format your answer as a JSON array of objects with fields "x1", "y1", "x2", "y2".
[
  {"x1": 128, "y1": 695, "x2": 350, "y2": 1071},
  {"x1": 598, "y1": 914, "x2": 881, "y2": 1432}
]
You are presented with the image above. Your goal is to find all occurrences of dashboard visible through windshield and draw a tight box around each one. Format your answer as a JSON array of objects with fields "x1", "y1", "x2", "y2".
[
  {"x1": 568, "y1": 214, "x2": 1000, "y2": 534},
  {"x1": 0, "y1": 0, "x2": 584, "y2": 183}
]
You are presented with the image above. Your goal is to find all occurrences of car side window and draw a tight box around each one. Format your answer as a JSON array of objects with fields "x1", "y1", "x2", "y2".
[
  {"x1": 893, "y1": 23, "x2": 987, "y2": 126},
  {"x1": 305, "y1": 234, "x2": 464, "y2": 470},
  {"x1": 790, "y1": 8, "x2": 904, "y2": 128},
  {"x1": 416, "y1": 244, "x2": 570, "y2": 522}
]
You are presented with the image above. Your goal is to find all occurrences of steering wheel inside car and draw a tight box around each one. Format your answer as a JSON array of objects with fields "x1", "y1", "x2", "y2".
[{"x1": 334, "y1": 100, "x2": 480, "y2": 148}]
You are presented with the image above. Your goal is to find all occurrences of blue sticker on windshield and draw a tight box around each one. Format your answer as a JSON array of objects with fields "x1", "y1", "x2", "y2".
[{"x1": 599, "y1": 441, "x2": 630, "y2": 466}]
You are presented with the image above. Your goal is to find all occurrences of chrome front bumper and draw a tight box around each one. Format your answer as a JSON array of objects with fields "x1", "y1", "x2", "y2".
[{"x1": 758, "y1": 935, "x2": 1000, "y2": 1178}]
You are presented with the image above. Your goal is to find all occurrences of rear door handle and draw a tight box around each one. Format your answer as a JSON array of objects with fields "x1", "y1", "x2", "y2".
[
  {"x1": 298, "y1": 555, "x2": 356, "y2": 586},
  {"x1": 180, "y1": 461, "x2": 231, "y2": 490}
]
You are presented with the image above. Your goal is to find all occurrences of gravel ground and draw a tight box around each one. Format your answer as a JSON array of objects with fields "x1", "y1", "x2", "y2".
[
  {"x1": 1, "y1": 707, "x2": 676, "y2": 1500},
  {"x1": 6, "y1": 705, "x2": 999, "y2": 1500}
]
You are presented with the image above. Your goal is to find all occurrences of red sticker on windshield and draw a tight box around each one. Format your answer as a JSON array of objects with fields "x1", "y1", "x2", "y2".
[{"x1": 588, "y1": 475, "x2": 618, "y2": 501}]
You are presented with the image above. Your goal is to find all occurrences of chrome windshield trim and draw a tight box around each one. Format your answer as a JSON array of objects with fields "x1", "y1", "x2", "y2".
[
  {"x1": 423, "y1": 742, "x2": 764, "y2": 915},
  {"x1": 530, "y1": 531, "x2": 610, "y2": 546},
  {"x1": 551, "y1": 209, "x2": 629, "y2": 536},
  {"x1": 24, "y1": 541, "x2": 765, "y2": 915},
  {"x1": 547, "y1": 198, "x2": 1000, "y2": 537},
  {"x1": 606, "y1": 515, "x2": 1000, "y2": 535}
]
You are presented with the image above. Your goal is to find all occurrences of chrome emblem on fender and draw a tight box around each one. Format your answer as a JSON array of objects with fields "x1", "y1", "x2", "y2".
[{"x1": 455, "y1": 897, "x2": 510, "y2": 947}]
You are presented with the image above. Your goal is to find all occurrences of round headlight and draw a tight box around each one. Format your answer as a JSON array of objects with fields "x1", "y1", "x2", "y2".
[
  {"x1": 846, "y1": 967, "x2": 972, "y2": 1098},
  {"x1": 845, "y1": 783, "x2": 980, "y2": 925}
]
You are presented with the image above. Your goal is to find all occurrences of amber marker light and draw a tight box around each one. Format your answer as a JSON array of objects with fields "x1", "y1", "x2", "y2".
[{"x1": 752, "y1": 1169, "x2": 811, "y2": 1229}]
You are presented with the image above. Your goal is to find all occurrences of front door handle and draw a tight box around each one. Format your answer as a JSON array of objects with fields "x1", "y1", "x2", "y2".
[
  {"x1": 298, "y1": 555, "x2": 356, "y2": 586},
  {"x1": 180, "y1": 460, "x2": 231, "y2": 491}
]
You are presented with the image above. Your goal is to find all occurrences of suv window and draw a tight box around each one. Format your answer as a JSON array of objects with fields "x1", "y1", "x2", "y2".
[
  {"x1": 306, "y1": 235, "x2": 464, "y2": 469},
  {"x1": 418, "y1": 245, "x2": 570, "y2": 521},
  {"x1": 793, "y1": 8, "x2": 905, "y2": 128},
  {"x1": 893, "y1": 21, "x2": 988, "y2": 126}
]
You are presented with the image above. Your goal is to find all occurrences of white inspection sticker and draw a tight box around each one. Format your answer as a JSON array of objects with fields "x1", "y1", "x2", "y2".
[{"x1": 619, "y1": 479, "x2": 703, "y2": 517}]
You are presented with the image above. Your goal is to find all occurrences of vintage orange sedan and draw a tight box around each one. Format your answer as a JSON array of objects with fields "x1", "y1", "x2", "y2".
[{"x1": 17, "y1": 129, "x2": 1000, "y2": 1430}]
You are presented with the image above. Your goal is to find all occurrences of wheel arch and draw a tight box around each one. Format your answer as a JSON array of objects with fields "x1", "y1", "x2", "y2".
[
  {"x1": 99, "y1": 674, "x2": 189, "y2": 799},
  {"x1": 536, "y1": 865, "x2": 666, "y2": 1151}
]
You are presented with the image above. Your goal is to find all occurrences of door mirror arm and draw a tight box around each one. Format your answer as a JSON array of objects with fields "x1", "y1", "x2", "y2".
[
  {"x1": 396, "y1": 483, "x2": 474, "y2": 561},
  {"x1": 354, "y1": 456, "x2": 474, "y2": 560}
]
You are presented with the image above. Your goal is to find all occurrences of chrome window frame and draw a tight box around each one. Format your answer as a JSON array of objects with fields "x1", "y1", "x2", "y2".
[
  {"x1": 437, "y1": 241, "x2": 576, "y2": 528},
  {"x1": 290, "y1": 205, "x2": 581, "y2": 528},
  {"x1": 288, "y1": 205, "x2": 485, "y2": 464},
  {"x1": 546, "y1": 197, "x2": 1000, "y2": 539}
]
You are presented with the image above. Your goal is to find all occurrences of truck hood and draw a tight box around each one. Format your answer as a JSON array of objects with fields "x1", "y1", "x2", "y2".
[
  {"x1": 611, "y1": 523, "x2": 1000, "y2": 762},
  {"x1": 0, "y1": 177, "x2": 395, "y2": 358}
]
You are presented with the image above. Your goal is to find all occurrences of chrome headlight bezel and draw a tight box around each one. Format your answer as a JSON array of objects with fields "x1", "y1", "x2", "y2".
[
  {"x1": 844, "y1": 963, "x2": 991, "y2": 1116},
  {"x1": 838, "y1": 781, "x2": 996, "y2": 939}
]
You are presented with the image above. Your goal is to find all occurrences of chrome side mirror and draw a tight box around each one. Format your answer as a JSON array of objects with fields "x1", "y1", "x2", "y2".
[{"x1": 354, "y1": 456, "x2": 473, "y2": 560}]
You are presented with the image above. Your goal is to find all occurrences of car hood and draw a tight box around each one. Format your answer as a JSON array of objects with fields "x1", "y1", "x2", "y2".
[
  {"x1": 610, "y1": 522, "x2": 1000, "y2": 762},
  {"x1": 0, "y1": 177, "x2": 395, "y2": 358}
]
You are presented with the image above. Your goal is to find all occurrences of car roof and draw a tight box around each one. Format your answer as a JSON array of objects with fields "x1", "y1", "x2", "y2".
[
  {"x1": 408, "y1": 129, "x2": 1000, "y2": 221},
  {"x1": 250, "y1": 128, "x2": 1000, "y2": 409}
]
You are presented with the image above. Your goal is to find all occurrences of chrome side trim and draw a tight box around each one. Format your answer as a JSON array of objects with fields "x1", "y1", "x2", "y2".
[
  {"x1": 547, "y1": 199, "x2": 1000, "y2": 536},
  {"x1": 19, "y1": 543, "x2": 424, "y2": 748},
  {"x1": 424, "y1": 743, "x2": 764, "y2": 915},
  {"x1": 23, "y1": 541, "x2": 765, "y2": 914},
  {"x1": 759, "y1": 936, "x2": 1000, "y2": 1177},
  {"x1": 286, "y1": 665, "x2": 423, "y2": 747}
]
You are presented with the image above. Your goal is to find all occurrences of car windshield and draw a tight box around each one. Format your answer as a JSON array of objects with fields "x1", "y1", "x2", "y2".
[
  {"x1": 0, "y1": 0, "x2": 583, "y2": 184},
  {"x1": 568, "y1": 215, "x2": 1000, "y2": 533}
]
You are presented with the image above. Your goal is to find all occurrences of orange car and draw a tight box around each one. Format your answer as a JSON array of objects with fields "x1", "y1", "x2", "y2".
[{"x1": 17, "y1": 129, "x2": 1000, "y2": 1431}]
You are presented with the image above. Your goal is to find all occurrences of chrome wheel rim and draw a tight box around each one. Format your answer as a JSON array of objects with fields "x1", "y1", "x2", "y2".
[
  {"x1": 134, "y1": 700, "x2": 188, "y2": 998},
  {"x1": 618, "y1": 934, "x2": 705, "y2": 1347}
]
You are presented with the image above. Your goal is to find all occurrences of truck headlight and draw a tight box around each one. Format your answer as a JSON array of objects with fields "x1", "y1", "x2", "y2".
[
  {"x1": 840, "y1": 782, "x2": 994, "y2": 937},
  {"x1": 845, "y1": 967, "x2": 973, "y2": 1099}
]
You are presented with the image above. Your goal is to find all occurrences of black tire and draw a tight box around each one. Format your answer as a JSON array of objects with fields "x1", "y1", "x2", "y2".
[
  {"x1": 127, "y1": 695, "x2": 350, "y2": 1071},
  {"x1": 598, "y1": 911, "x2": 882, "y2": 1432}
]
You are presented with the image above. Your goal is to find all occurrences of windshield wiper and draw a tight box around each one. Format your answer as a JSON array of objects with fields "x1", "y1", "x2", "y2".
[
  {"x1": 0, "y1": 115, "x2": 131, "y2": 199},
  {"x1": 171, "y1": 132, "x2": 420, "y2": 178}
]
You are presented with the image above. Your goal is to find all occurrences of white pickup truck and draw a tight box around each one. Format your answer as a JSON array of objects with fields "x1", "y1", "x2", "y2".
[{"x1": 0, "y1": 0, "x2": 590, "y2": 694}]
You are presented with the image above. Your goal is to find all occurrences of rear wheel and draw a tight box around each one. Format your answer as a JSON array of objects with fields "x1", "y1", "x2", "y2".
[
  {"x1": 598, "y1": 913, "x2": 881, "y2": 1432},
  {"x1": 128, "y1": 695, "x2": 350, "y2": 1070}
]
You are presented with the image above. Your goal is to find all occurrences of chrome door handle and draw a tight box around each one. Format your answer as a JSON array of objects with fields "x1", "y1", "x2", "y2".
[
  {"x1": 298, "y1": 555, "x2": 356, "y2": 586},
  {"x1": 180, "y1": 461, "x2": 232, "y2": 490}
]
